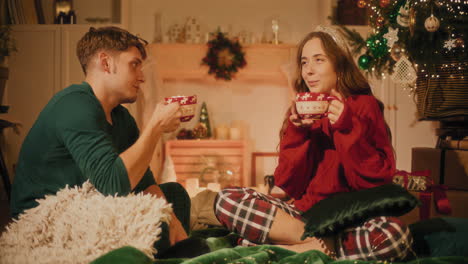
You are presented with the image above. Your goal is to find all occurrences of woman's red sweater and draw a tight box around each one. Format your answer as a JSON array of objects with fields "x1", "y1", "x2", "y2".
[{"x1": 274, "y1": 95, "x2": 395, "y2": 212}]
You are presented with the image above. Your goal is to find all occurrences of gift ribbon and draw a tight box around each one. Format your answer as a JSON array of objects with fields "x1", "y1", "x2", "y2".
[
  {"x1": 418, "y1": 191, "x2": 432, "y2": 220},
  {"x1": 395, "y1": 170, "x2": 431, "y2": 190},
  {"x1": 431, "y1": 184, "x2": 452, "y2": 215},
  {"x1": 418, "y1": 185, "x2": 452, "y2": 220}
]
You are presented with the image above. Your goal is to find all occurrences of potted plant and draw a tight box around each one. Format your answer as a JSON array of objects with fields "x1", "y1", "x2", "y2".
[{"x1": 0, "y1": 25, "x2": 17, "y2": 108}]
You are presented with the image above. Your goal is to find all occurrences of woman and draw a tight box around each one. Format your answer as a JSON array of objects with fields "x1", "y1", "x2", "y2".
[{"x1": 214, "y1": 26, "x2": 412, "y2": 261}]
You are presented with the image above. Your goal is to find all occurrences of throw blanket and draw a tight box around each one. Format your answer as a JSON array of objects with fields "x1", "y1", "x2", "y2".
[
  {"x1": 0, "y1": 181, "x2": 172, "y2": 264},
  {"x1": 93, "y1": 245, "x2": 468, "y2": 264}
]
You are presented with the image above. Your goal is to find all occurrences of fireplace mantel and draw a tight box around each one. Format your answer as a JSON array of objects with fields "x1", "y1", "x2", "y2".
[{"x1": 148, "y1": 43, "x2": 297, "y2": 83}]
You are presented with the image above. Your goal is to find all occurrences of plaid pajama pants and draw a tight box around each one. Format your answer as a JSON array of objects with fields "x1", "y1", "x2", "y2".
[{"x1": 215, "y1": 187, "x2": 413, "y2": 261}]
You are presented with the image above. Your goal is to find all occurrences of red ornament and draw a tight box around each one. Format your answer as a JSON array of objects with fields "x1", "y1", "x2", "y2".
[
  {"x1": 376, "y1": 16, "x2": 385, "y2": 27},
  {"x1": 455, "y1": 38, "x2": 465, "y2": 48},
  {"x1": 357, "y1": 0, "x2": 367, "y2": 8},
  {"x1": 379, "y1": 0, "x2": 390, "y2": 8}
]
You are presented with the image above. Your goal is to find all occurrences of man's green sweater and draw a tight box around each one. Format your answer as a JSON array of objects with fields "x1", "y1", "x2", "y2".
[{"x1": 11, "y1": 82, "x2": 155, "y2": 218}]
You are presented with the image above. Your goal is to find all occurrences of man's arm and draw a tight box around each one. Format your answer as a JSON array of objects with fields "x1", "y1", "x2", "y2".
[
  {"x1": 121, "y1": 102, "x2": 187, "y2": 245},
  {"x1": 120, "y1": 102, "x2": 180, "y2": 189}
]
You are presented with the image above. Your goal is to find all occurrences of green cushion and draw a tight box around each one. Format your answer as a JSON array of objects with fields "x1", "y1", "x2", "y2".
[
  {"x1": 90, "y1": 246, "x2": 153, "y2": 264},
  {"x1": 410, "y1": 217, "x2": 468, "y2": 257},
  {"x1": 302, "y1": 184, "x2": 420, "y2": 238},
  {"x1": 157, "y1": 228, "x2": 239, "y2": 259}
]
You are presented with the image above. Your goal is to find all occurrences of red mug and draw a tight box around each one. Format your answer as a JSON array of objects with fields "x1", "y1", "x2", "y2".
[
  {"x1": 164, "y1": 95, "x2": 197, "y2": 122},
  {"x1": 295, "y1": 92, "x2": 338, "y2": 120}
]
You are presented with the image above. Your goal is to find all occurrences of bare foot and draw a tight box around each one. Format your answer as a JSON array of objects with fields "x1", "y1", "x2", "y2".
[{"x1": 276, "y1": 236, "x2": 337, "y2": 258}]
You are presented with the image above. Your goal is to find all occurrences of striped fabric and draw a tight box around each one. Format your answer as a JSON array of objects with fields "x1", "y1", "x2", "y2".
[
  {"x1": 215, "y1": 187, "x2": 413, "y2": 261},
  {"x1": 215, "y1": 187, "x2": 301, "y2": 244},
  {"x1": 336, "y1": 216, "x2": 413, "y2": 261},
  {"x1": 415, "y1": 59, "x2": 468, "y2": 120}
]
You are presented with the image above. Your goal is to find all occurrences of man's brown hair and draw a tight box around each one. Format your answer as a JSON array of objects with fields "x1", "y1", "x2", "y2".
[{"x1": 76, "y1": 26, "x2": 148, "y2": 75}]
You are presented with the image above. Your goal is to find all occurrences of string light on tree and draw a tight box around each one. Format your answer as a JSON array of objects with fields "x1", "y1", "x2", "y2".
[
  {"x1": 390, "y1": 43, "x2": 405, "y2": 61},
  {"x1": 358, "y1": 54, "x2": 372, "y2": 70},
  {"x1": 397, "y1": 1, "x2": 410, "y2": 27}
]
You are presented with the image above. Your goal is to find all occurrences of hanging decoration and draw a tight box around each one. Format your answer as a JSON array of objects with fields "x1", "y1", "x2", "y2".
[
  {"x1": 443, "y1": 38, "x2": 457, "y2": 51},
  {"x1": 202, "y1": 31, "x2": 247, "y2": 81},
  {"x1": 391, "y1": 55, "x2": 417, "y2": 87},
  {"x1": 424, "y1": 14, "x2": 440, "y2": 32},
  {"x1": 376, "y1": 16, "x2": 386, "y2": 28},
  {"x1": 383, "y1": 27, "x2": 399, "y2": 48}
]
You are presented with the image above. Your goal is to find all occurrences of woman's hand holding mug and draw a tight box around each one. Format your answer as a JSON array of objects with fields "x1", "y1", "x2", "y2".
[{"x1": 327, "y1": 89, "x2": 344, "y2": 125}]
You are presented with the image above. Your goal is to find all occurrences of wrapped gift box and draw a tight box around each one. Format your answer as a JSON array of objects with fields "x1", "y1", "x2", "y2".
[{"x1": 393, "y1": 170, "x2": 432, "y2": 191}]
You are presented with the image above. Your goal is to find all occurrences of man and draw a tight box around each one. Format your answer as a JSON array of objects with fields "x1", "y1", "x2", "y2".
[{"x1": 10, "y1": 26, "x2": 188, "y2": 252}]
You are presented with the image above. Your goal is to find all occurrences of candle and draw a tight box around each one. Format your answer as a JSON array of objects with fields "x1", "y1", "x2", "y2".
[
  {"x1": 207, "y1": 182, "x2": 221, "y2": 192},
  {"x1": 215, "y1": 125, "x2": 229, "y2": 140},
  {"x1": 185, "y1": 178, "x2": 199, "y2": 197},
  {"x1": 229, "y1": 127, "x2": 241, "y2": 140},
  {"x1": 231, "y1": 120, "x2": 246, "y2": 140}
]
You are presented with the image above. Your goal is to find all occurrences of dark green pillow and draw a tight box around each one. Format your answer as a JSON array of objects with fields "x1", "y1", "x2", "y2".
[
  {"x1": 301, "y1": 184, "x2": 420, "y2": 239},
  {"x1": 91, "y1": 246, "x2": 153, "y2": 264},
  {"x1": 410, "y1": 217, "x2": 468, "y2": 257}
]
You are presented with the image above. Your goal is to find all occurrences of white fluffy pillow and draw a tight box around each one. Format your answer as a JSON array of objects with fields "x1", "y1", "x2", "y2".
[{"x1": 0, "y1": 181, "x2": 172, "y2": 264}]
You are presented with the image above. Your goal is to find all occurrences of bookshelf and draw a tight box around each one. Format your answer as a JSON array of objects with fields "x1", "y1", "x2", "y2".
[{"x1": 2, "y1": 0, "x2": 128, "y2": 26}]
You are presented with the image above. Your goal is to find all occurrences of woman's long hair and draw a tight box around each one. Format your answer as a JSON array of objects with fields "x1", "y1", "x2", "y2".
[{"x1": 279, "y1": 31, "x2": 390, "y2": 140}]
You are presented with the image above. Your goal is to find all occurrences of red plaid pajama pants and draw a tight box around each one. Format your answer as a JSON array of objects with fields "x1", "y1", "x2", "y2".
[{"x1": 215, "y1": 187, "x2": 413, "y2": 261}]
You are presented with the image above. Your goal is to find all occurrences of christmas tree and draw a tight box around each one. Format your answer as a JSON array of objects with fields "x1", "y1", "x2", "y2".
[
  {"x1": 199, "y1": 102, "x2": 212, "y2": 138},
  {"x1": 339, "y1": 0, "x2": 467, "y2": 83},
  {"x1": 338, "y1": 0, "x2": 467, "y2": 120}
]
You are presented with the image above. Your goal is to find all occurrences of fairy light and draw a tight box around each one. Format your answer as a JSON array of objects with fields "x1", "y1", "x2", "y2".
[{"x1": 413, "y1": 0, "x2": 467, "y2": 15}]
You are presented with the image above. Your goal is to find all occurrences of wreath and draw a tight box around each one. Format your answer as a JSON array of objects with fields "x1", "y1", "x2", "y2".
[{"x1": 202, "y1": 31, "x2": 247, "y2": 81}]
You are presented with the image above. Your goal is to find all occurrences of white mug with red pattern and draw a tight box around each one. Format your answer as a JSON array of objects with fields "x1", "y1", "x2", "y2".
[
  {"x1": 295, "y1": 92, "x2": 338, "y2": 120},
  {"x1": 164, "y1": 95, "x2": 197, "y2": 122}
]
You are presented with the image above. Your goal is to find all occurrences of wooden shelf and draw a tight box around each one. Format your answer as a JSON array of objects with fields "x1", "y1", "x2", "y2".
[
  {"x1": 148, "y1": 43, "x2": 296, "y2": 83},
  {"x1": 165, "y1": 139, "x2": 250, "y2": 187}
]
